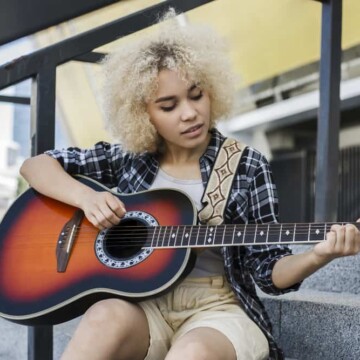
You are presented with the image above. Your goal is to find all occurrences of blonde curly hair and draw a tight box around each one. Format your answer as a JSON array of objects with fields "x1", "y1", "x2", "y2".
[{"x1": 101, "y1": 9, "x2": 236, "y2": 153}]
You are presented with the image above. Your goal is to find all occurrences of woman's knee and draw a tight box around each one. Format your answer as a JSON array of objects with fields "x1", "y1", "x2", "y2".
[
  {"x1": 62, "y1": 299, "x2": 150, "y2": 360},
  {"x1": 82, "y1": 298, "x2": 146, "y2": 334},
  {"x1": 166, "y1": 339, "x2": 214, "y2": 360},
  {"x1": 166, "y1": 327, "x2": 236, "y2": 360}
]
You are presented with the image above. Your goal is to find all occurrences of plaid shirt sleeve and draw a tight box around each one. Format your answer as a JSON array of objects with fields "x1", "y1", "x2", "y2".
[
  {"x1": 44, "y1": 141, "x2": 127, "y2": 189},
  {"x1": 243, "y1": 153, "x2": 301, "y2": 295}
]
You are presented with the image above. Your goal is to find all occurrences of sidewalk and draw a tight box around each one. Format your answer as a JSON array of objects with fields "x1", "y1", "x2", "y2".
[{"x1": 0, "y1": 317, "x2": 80, "y2": 359}]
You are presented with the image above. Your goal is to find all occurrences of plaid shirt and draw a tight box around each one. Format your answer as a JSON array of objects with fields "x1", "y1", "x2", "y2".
[{"x1": 46, "y1": 128, "x2": 300, "y2": 359}]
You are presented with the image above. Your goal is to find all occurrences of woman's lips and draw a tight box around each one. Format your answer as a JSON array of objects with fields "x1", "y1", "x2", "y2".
[{"x1": 181, "y1": 124, "x2": 203, "y2": 134}]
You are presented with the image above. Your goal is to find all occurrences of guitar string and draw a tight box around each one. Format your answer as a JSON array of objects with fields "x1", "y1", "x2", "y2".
[
  {"x1": 7, "y1": 225, "x2": 354, "y2": 241},
  {"x1": 6, "y1": 224, "x2": 353, "y2": 248},
  {"x1": 36, "y1": 222, "x2": 358, "y2": 234},
  {"x1": 7, "y1": 223, "x2": 357, "y2": 239},
  {"x1": 5, "y1": 223, "x2": 358, "y2": 249}
]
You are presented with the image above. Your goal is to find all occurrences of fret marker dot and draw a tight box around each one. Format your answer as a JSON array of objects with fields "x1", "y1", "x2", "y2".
[
  {"x1": 207, "y1": 238, "x2": 212, "y2": 243},
  {"x1": 172, "y1": 234, "x2": 175, "y2": 238},
  {"x1": 237, "y1": 231, "x2": 242, "y2": 237},
  {"x1": 316, "y1": 229, "x2": 320, "y2": 235},
  {"x1": 286, "y1": 230, "x2": 290, "y2": 236},
  {"x1": 210, "y1": 227, "x2": 214, "y2": 232},
  {"x1": 185, "y1": 233, "x2": 189, "y2": 238},
  {"x1": 260, "y1": 231, "x2": 264, "y2": 236}
]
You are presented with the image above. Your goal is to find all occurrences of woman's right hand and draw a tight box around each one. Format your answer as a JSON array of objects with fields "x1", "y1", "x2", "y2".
[
  {"x1": 77, "y1": 188, "x2": 126, "y2": 230},
  {"x1": 20, "y1": 155, "x2": 126, "y2": 230}
]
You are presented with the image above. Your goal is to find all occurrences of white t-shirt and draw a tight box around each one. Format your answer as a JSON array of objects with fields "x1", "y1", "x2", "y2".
[{"x1": 150, "y1": 168, "x2": 224, "y2": 277}]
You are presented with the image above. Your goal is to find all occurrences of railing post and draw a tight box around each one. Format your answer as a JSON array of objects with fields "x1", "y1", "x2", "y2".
[
  {"x1": 30, "y1": 65, "x2": 56, "y2": 155},
  {"x1": 315, "y1": 0, "x2": 342, "y2": 222},
  {"x1": 28, "y1": 64, "x2": 56, "y2": 360},
  {"x1": 28, "y1": 326, "x2": 53, "y2": 360}
]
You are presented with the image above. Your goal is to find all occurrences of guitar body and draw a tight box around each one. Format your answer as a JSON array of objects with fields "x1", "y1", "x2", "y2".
[{"x1": 0, "y1": 176, "x2": 196, "y2": 325}]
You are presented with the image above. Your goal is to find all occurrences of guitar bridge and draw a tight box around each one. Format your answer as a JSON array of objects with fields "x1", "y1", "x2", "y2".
[{"x1": 56, "y1": 209, "x2": 84, "y2": 272}]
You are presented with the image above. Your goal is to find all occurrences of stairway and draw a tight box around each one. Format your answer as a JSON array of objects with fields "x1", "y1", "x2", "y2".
[{"x1": 260, "y1": 245, "x2": 360, "y2": 360}]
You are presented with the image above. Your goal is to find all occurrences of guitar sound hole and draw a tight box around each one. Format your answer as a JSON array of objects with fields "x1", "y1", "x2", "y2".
[{"x1": 104, "y1": 218, "x2": 148, "y2": 260}]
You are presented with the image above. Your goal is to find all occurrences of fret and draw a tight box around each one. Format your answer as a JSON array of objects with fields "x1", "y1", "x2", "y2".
[
  {"x1": 214, "y1": 225, "x2": 225, "y2": 246},
  {"x1": 186, "y1": 225, "x2": 194, "y2": 246},
  {"x1": 200, "y1": 225, "x2": 209, "y2": 246},
  {"x1": 267, "y1": 224, "x2": 281, "y2": 244},
  {"x1": 150, "y1": 226, "x2": 158, "y2": 248},
  {"x1": 280, "y1": 224, "x2": 295, "y2": 243},
  {"x1": 244, "y1": 224, "x2": 247, "y2": 244},
  {"x1": 244, "y1": 224, "x2": 255, "y2": 244},
  {"x1": 255, "y1": 224, "x2": 269, "y2": 245},
  {"x1": 159, "y1": 226, "x2": 167, "y2": 248},
  {"x1": 221, "y1": 225, "x2": 231, "y2": 246},
  {"x1": 171, "y1": 226, "x2": 180, "y2": 247},
  {"x1": 213, "y1": 225, "x2": 218, "y2": 246},
  {"x1": 205, "y1": 226, "x2": 215, "y2": 246},
  {"x1": 231, "y1": 225, "x2": 238, "y2": 244},
  {"x1": 309, "y1": 223, "x2": 326, "y2": 242},
  {"x1": 181, "y1": 225, "x2": 193, "y2": 247},
  {"x1": 165, "y1": 226, "x2": 173, "y2": 247},
  {"x1": 292, "y1": 223, "x2": 296, "y2": 242},
  {"x1": 233, "y1": 224, "x2": 246, "y2": 244},
  {"x1": 154, "y1": 226, "x2": 162, "y2": 247},
  {"x1": 294, "y1": 223, "x2": 310, "y2": 243},
  {"x1": 228, "y1": 224, "x2": 246, "y2": 245},
  {"x1": 190, "y1": 225, "x2": 201, "y2": 247},
  {"x1": 324, "y1": 222, "x2": 330, "y2": 234},
  {"x1": 155, "y1": 226, "x2": 163, "y2": 247},
  {"x1": 189, "y1": 225, "x2": 196, "y2": 246},
  {"x1": 180, "y1": 225, "x2": 186, "y2": 247},
  {"x1": 223, "y1": 224, "x2": 238, "y2": 245}
]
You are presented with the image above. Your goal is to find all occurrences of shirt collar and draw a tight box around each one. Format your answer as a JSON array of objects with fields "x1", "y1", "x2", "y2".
[{"x1": 201, "y1": 128, "x2": 226, "y2": 164}]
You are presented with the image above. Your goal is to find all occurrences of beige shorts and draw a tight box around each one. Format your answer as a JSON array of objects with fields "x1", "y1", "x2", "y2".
[{"x1": 139, "y1": 276, "x2": 269, "y2": 360}]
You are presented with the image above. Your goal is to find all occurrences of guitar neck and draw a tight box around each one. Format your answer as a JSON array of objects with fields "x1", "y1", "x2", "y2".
[{"x1": 147, "y1": 222, "x2": 360, "y2": 248}]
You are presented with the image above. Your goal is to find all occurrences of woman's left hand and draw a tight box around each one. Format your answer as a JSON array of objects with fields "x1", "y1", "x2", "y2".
[{"x1": 312, "y1": 219, "x2": 360, "y2": 263}]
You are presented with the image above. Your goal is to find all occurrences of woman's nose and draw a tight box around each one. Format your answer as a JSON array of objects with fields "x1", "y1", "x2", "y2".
[{"x1": 180, "y1": 101, "x2": 197, "y2": 121}]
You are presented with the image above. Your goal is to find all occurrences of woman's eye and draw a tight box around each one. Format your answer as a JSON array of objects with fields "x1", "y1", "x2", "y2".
[
  {"x1": 191, "y1": 91, "x2": 203, "y2": 101},
  {"x1": 161, "y1": 105, "x2": 176, "y2": 112}
]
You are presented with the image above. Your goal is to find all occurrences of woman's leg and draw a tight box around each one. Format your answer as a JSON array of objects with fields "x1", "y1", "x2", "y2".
[
  {"x1": 61, "y1": 298, "x2": 150, "y2": 360},
  {"x1": 165, "y1": 327, "x2": 236, "y2": 360}
]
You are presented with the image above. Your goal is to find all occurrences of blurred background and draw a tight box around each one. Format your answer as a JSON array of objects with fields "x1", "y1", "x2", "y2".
[{"x1": 0, "y1": 1, "x2": 360, "y2": 359}]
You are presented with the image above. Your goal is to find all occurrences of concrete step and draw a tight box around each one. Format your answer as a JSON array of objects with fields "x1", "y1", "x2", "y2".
[
  {"x1": 0, "y1": 317, "x2": 80, "y2": 360},
  {"x1": 290, "y1": 245, "x2": 360, "y2": 294},
  {"x1": 260, "y1": 289, "x2": 360, "y2": 360},
  {"x1": 0, "y1": 316, "x2": 300, "y2": 359},
  {"x1": 1, "y1": 288, "x2": 359, "y2": 359}
]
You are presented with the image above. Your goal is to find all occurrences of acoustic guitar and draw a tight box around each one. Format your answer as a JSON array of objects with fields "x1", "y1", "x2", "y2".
[{"x1": 0, "y1": 175, "x2": 357, "y2": 326}]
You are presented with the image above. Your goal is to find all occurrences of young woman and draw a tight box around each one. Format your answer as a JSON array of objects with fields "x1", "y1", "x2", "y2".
[{"x1": 20, "y1": 11, "x2": 360, "y2": 360}]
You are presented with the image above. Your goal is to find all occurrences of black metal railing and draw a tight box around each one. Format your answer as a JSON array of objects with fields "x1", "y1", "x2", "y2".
[
  {"x1": 338, "y1": 146, "x2": 360, "y2": 221},
  {"x1": 272, "y1": 145, "x2": 360, "y2": 223}
]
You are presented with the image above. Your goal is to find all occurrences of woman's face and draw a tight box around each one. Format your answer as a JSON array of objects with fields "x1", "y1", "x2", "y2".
[{"x1": 146, "y1": 69, "x2": 211, "y2": 154}]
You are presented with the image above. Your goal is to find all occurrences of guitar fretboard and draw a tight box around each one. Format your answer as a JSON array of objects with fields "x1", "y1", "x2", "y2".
[{"x1": 146, "y1": 222, "x2": 359, "y2": 248}]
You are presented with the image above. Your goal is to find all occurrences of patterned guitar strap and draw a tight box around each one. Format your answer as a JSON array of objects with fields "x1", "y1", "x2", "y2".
[{"x1": 198, "y1": 138, "x2": 246, "y2": 226}]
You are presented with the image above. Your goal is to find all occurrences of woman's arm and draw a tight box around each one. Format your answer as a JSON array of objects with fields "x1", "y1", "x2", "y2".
[
  {"x1": 272, "y1": 222, "x2": 360, "y2": 289},
  {"x1": 20, "y1": 154, "x2": 126, "y2": 229}
]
